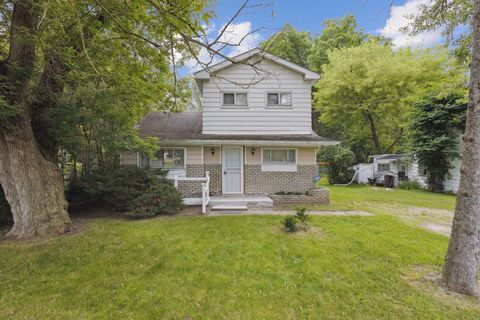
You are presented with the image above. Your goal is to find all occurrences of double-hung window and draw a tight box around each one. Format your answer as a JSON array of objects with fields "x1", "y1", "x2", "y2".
[
  {"x1": 150, "y1": 148, "x2": 185, "y2": 169},
  {"x1": 223, "y1": 92, "x2": 248, "y2": 106},
  {"x1": 266, "y1": 92, "x2": 292, "y2": 107},
  {"x1": 262, "y1": 148, "x2": 296, "y2": 165}
]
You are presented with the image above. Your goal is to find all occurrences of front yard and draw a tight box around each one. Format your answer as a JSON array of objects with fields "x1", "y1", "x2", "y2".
[
  {"x1": 322, "y1": 185, "x2": 457, "y2": 235},
  {"x1": 0, "y1": 186, "x2": 476, "y2": 319}
]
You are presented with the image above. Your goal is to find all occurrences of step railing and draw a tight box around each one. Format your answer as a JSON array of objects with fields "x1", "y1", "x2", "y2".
[{"x1": 171, "y1": 171, "x2": 210, "y2": 214}]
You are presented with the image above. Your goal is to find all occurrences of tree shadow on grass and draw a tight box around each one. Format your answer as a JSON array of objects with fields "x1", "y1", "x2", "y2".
[{"x1": 402, "y1": 265, "x2": 480, "y2": 311}]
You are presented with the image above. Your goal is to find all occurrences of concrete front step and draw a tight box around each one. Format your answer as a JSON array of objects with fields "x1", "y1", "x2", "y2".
[
  {"x1": 210, "y1": 195, "x2": 273, "y2": 208},
  {"x1": 210, "y1": 204, "x2": 248, "y2": 211},
  {"x1": 183, "y1": 194, "x2": 273, "y2": 214}
]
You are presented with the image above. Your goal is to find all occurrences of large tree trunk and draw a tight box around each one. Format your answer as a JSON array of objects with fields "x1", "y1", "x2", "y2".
[
  {"x1": 442, "y1": 0, "x2": 480, "y2": 297},
  {"x1": 0, "y1": 127, "x2": 71, "y2": 238},
  {"x1": 0, "y1": 1, "x2": 71, "y2": 238}
]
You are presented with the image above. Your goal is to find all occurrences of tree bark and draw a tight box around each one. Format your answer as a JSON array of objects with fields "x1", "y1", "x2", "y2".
[
  {"x1": 442, "y1": 0, "x2": 480, "y2": 297},
  {"x1": 0, "y1": 1, "x2": 70, "y2": 238},
  {"x1": 364, "y1": 112, "x2": 382, "y2": 154}
]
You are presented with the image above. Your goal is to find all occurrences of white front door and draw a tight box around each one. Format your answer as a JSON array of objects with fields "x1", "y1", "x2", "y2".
[{"x1": 222, "y1": 147, "x2": 243, "y2": 194}]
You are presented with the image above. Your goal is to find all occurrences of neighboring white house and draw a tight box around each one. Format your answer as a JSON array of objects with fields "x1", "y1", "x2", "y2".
[
  {"x1": 120, "y1": 48, "x2": 338, "y2": 199},
  {"x1": 353, "y1": 153, "x2": 462, "y2": 193}
]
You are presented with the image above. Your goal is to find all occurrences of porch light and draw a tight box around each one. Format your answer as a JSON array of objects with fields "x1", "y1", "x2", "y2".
[
  {"x1": 251, "y1": 147, "x2": 255, "y2": 155},
  {"x1": 211, "y1": 147, "x2": 215, "y2": 155}
]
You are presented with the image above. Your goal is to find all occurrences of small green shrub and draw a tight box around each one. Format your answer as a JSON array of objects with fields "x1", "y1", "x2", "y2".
[
  {"x1": 295, "y1": 207, "x2": 309, "y2": 231},
  {"x1": 287, "y1": 191, "x2": 303, "y2": 195},
  {"x1": 127, "y1": 183, "x2": 184, "y2": 219},
  {"x1": 398, "y1": 180, "x2": 423, "y2": 190},
  {"x1": 282, "y1": 216, "x2": 298, "y2": 232},
  {"x1": 275, "y1": 191, "x2": 303, "y2": 195},
  {"x1": 0, "y1": 186, "x2": 12, "y2": 226}
]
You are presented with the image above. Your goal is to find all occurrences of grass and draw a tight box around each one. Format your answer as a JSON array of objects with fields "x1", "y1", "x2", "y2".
[
  {"x1": 327, "y1": 184, "x2": 456, "y2": 211},
  {"x1": 0, "y1": 186, "x2": 474, "y2": 319},
  {"x1": 312, "y1": 184, "x2": 457, "y2": 234}
]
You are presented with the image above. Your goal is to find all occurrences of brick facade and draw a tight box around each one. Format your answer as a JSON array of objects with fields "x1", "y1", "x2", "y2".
[
  {"x1": 177, "y1": 164, "x2": 222, "y2": 197},
  {"x1": 204, "y1": 164, "x2": 222, "y2": 195},
  {"x1": 244, "y1": 165, "x2": 317, "y2": 195},
  {"x1": 176, "y1": 164, "x2": 203, "y2": 197},
  {"x1": 121, "y1": 148, "x2": 321, "y2": 199}
]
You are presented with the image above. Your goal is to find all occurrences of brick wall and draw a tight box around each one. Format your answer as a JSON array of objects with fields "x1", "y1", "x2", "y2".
[
  {"x1": 271, "y1": 188, "x2": 330, "y2": 205},
  {"x1": 244, "y1": 165, "x2": 317, "y2": 194},
  {"x1": 204, "y1": 164, "x2": 222, "y2": 195},
  {"x1": 177, "y1": 165, "x2": 204, "y2": 197},
  {"x1": 177, "y1": 164, "x2": 222, "y2": 197}
]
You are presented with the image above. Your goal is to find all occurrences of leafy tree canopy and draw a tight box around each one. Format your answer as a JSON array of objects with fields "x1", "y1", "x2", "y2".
[
  {"x1": 260, "y1": 16, "x2": 381, "y2": 74},
  {"x1": 260, "y1": 23, "x2": 312, "y2": 68},
  {"x1": 0, "y1": 0, "x2": 214, "y2": 176},
  {"x1": 409, "y1": 93, "x2": 467, "y2": 192},
  {"x1": 404, "y1": 0, "x2": 474, "y2": 64},
  {"x1": 308, "y1": 15, "x2": 376, "y2": 73},
  {"x1": 314, "y1": 41, "x2": 467, "y2": 160}
]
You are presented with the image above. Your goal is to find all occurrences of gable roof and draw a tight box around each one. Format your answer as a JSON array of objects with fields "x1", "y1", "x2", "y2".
[
  {"x1": 139, "y1": 111, "x2": 338, "y2": 146},
  {"x1": 193, "y1": 47, "x2": 320, "y2": 81}
]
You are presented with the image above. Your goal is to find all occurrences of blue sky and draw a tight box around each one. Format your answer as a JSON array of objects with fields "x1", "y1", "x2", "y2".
[
  {"x1": 183, "y1": 0, "x2": 442, "y2": 72},
  {"x1": 214, "y1": 0, "x2": 399, "y2": 36}
]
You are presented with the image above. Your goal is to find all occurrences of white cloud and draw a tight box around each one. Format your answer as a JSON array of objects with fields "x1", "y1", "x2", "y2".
[
  {"x1": 218, "y1": 21, "x2": 263, "y2": 57},
  {"x1": 182, "y1": 21, "x2": 262, "y2": 72},
  {"x1": 379, "y1": 0, "x2": 443, "y2": 48}
]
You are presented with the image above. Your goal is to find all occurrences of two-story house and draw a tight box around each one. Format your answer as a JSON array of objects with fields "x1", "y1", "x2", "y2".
[{"x1": 120, "y1": 48, "x2": 338, "y2": 198}]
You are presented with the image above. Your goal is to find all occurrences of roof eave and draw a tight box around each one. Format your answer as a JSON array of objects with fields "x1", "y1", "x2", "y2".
[
  {"x1": 154, "y1": 139, "x2": 339, "y2": 147},
  {"x1": 193, "y1": 47, "x2": 321, "y2": 81}
]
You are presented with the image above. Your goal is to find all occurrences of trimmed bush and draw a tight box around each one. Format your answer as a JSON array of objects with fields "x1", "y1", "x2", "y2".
[
  {"x1": 126, "y1": 183, "x2": 184, "y2": 219},
  {"x1": 274, "y1": 191, "x2": 303, "y2": 195},
  {"x1": 398, "y1": 180, "x2": 423, "y2": 190},
  {"x1": 67, "y1": 167, "x2": 172, "y2": 213}
]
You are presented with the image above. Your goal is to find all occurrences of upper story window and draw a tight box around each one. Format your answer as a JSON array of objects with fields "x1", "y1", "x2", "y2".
[
  {"x1": 222, "y1": 92, "x2": 248, "y2": 107},
  {"x1": 150, "y1": 147, "x2": 185, "y2": 169},
  {"x1": 262, "y1": 148, "x2": 296, "y2": 165},
  {"x1": 266, "y1": 92, "x2": 292, "y2": 107}
]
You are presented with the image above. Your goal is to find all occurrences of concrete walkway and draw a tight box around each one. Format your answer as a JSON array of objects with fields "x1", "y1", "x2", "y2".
[{"x1": 207, "y1": 210, "x2": 373, "y2": 217}]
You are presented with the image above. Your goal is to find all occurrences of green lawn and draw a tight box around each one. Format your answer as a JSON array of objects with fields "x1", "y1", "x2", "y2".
[
  {"x1": 327, "y1": 184, "x2": 456, "y2": 211},
  {"x1": 1, "y1": 186, "x2": 475, "y2": 319},
  {"x1": 313, "y1": 184, "x2": 457, "y2": 234}
]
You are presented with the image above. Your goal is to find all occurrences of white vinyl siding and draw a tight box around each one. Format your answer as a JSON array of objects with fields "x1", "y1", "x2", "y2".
[{"x1": 202, "y1": 59, "x2": 312, "y2": 134}]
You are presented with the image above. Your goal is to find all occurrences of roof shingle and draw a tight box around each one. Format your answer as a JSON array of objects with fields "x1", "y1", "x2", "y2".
[{"x1": 139, "y1": 112, "x2": 337, "y2": 144}]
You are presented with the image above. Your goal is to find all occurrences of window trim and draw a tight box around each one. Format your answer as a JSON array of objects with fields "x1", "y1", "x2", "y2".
[
  {"x1": 261, "y1": 147, "x2": 297, "y2": 165},
  {"x1": 149, "y1": 147, "x2": 186, "y2": 170},
  {"x1": 265, "y1": 91, "x2": 293, "y2": 108},
  {"x1": 221, "y1": 91, "x2": 248, "y2": 108},
  {"x1": 377, "y1": 163, "x2": 391, "y2": 172}
]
